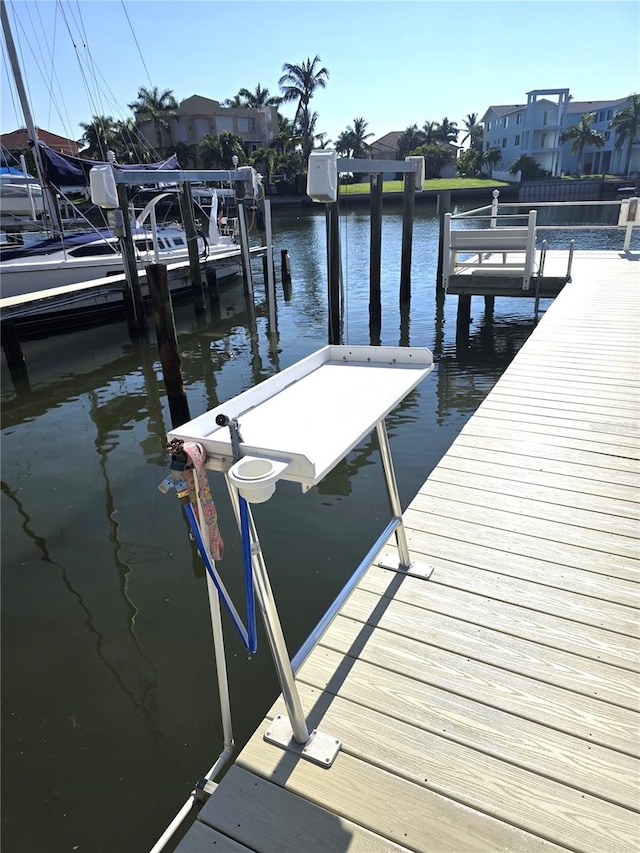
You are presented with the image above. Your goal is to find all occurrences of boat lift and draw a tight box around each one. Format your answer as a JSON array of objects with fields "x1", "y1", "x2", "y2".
[{"x1": 153, "y1": 343, "x2": 434, "y2": 851}]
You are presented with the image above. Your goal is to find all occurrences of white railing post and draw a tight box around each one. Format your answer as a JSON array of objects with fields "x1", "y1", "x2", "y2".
[{"x1": 491, "y1": 189, "x2": 500, "y2": 228}]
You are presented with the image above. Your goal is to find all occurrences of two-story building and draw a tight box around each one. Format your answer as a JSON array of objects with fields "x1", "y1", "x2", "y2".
[
  {"x1": 136, "y1": 95, "x2": 279, "y2": 161},
  {"x1": 482, "y1": 89, "x2": 636, "y2": 179}
]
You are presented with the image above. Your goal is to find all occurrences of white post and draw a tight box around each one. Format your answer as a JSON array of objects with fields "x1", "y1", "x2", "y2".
[
  {"x1": 623, "y1": 197, "x2": 638, "y2": 252},
  {"x1": 490, "y1": 189, "x2": 500, "y2": 228}
]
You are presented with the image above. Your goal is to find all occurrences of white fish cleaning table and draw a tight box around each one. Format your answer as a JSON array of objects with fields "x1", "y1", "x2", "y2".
[{"x1": 167, "y1": 344, "x2": 434, "y2": 767}]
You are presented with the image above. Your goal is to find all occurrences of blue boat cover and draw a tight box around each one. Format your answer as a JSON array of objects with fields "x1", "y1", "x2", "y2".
[{"x1": 39, "y1": 143, "x2": 180, "y2": 188}]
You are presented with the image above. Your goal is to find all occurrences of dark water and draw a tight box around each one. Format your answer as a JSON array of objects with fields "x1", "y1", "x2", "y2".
[{"x1": 1, "y1": 200, "x2": 631, "y2": 853}]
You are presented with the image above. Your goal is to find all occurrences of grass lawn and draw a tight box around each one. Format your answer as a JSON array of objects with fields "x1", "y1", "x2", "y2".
[{"x1": 340, "y1": 177, "x2": 509, "y2": 195}]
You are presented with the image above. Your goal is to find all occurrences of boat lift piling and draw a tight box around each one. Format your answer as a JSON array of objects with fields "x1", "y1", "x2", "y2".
[{"x1": 307, "y1": 152, "x2": 425, "y2": 345}]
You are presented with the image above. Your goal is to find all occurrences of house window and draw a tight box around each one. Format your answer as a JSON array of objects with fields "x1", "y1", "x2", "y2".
[
  {"x1": 503, "y1": 116, "x2": 509, "y2": 128},
  {"x1": 502, "y1": 138, "x2": 507, "y2": 148},
  {"x1": 515, "y1": 134, "x2": 520, "y2": 146},
  {"x1": 606, "y1": 109, "x2": 613, "y2": 120},
  {"x1": 485, "y1": 142, "x2": 490, "y2": 151},
  {"x1": 604, "y1": 131, "x2": 611, "y2": 141},
  {"x1": 487, "y1": 121, "x2": 491, "y2": 130},
  {"x1": 541, "y1": 132, "x2": 547, "y2": 148},
  {"x1": 516, "y1": 112, "x2": 523, "y2": 125},
  {"x1": 543, "y1": 110, "x2": 550, "y2": 126}
]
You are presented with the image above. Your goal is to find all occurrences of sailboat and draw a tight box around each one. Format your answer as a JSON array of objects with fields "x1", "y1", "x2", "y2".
[{"x1": 0, "y1": 1, "x2": 242, "y2": 320}]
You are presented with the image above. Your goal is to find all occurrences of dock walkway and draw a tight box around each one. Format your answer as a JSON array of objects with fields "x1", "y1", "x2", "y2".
[{"x1": 176, "y1": 251, "x2": 639, "y2": 852}]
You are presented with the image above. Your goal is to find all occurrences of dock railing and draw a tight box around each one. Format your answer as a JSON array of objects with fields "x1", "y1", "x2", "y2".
[{"x1": 451, "y1": 191, "x2": 640, "y2": 253}]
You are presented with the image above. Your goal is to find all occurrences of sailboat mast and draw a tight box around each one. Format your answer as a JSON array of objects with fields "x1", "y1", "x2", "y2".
[{"x1": 0, "y1": 0, "x2": 62, "y2": 231}]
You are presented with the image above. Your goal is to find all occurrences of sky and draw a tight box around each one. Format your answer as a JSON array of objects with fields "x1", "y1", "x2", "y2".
[{"x1": 1, "y1": 0, "x2": 639, "y2": 148}]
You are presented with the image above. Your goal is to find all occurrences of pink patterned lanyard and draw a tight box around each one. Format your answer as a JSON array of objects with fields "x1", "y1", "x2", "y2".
[{"x1": 182, "y1": 442, "x2": 224, "y2": 561}]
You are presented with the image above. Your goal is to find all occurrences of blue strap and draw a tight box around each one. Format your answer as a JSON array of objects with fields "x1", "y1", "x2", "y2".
[{"x1": 183, "y1": 500, "x2": 257, "y2": 653}]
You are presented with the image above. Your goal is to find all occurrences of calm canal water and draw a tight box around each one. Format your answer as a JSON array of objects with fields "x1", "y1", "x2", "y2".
[{"x1": 1, "y1": 198, "x2": 631, "y2": 852}]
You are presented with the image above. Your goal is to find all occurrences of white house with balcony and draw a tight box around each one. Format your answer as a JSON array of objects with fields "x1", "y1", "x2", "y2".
[{"x1": 482, "y1": 88, "x2": 637, "y2": 179}]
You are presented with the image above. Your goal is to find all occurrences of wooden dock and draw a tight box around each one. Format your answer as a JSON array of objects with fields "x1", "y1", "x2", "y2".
[{"x1": 175, "y1": 250, "x2": 639, "y2": 852}]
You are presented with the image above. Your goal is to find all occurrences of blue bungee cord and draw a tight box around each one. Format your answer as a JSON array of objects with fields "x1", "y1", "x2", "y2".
[
  {"x1": 164, "y1": 432, "x2": 258, "y2": 655},
  {"x1": 215, "y1": 414, "x2": 258, "y2": 655}
]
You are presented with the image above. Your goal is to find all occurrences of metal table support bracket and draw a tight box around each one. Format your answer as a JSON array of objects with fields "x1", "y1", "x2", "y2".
[
  {"x1": 374, "y1": 420, "x2": 434, "y2": 579},
  {"x1": 264, "y1": 715, "x2": 341, "y2": 768}
]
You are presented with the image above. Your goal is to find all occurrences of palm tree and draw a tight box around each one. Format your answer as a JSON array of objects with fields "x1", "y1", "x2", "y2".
[
  {"x1": 198, "y1": 133, "x2": 223, "y2": 168},
  {"x1": 237, "y1": 83, "x2": 282, "y2": 108},
  {"x1": 223, "y1": 94, "x2": 244, "y2": 108},
  {"x1": 297, "y1": 108, "x2": 326, "y2": 161},
  {"x1": 128, "y1": 85, "x2": 178, "y2": 156},
  {"x1": 79, "y1": 114, "x2": 118, "y2": 159},
  {"x1": 279, "y1": 55, "x2": 329, "y2": 161},
  {"x1": 347, "y1": 117, "x2": 373, "y2": 159},
  {"x1": 218, "y1": 131, "x2": 246, "y2": 167},
  {"x1": 421, "y1": 121, "x2": 439, "y2": 146},
  {"x1": 435, "y1": 117, "x2": 459, "y2": 145},
  {"x1": 398, "y1": 125, "x2": 426, "y2": 159},
  {"x1": 482, "y1": 147, "x2": 503, "y2": 176},
  {"x1": 610, "y1": 94, "x2": 640, "y2": 175},
  {"x1": 271, "y1": 115, "x2": 300, "y2": 155},
  {"x1": 559, "y1": 112, "x2": 606, "y2": 175},
  {"x1": 251, "y1": 146, "x2": 277, "y2": 186},
  {"x1": 461, "y1": 113, "x2": 483, "y2": 150}
]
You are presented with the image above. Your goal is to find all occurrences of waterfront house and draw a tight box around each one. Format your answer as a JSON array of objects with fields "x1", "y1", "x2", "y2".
[
  {"x1": 135, "y1": 94, "x2": 279, "y2": 163},
  {"x1": 370, "y1": 131, "x2": 457, "y2": 180},
  {"x1": 481, "y1": 88, "x2": 638, "y2": 179},
  {"x1": 0, "y1": 126, "x2": 80, "y2": 157}
]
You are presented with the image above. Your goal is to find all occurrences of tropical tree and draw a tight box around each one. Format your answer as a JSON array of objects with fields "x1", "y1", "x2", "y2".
[
  {"x1": 410, "y1": 143, "x2": 453, "y2": 179},
  {"x1": 610, "y1": 94, "x2": 640, "y2": 175},
  {"x1": 509, "y1": 153, "x2": 549, "y2": 181},
  {"x1": 128, "y1": 85, "x2": 178, "y2": 156},
  {"x1": 237, "y1": 83, "x2": 282, "y2": 108},
  {"x1": 435, "y1": 117, "x2": 460, "y2": 145},
  {"x1": 397, "y1": 125, "x2": 426, "y2": 159},
  {"x1": 482, "y1": 147, "x2": 503, "y2": 175},
  {"x1": 223, "y1": 94, "x2": 244, "y2": 108},
  {"x1": 559, "y1": 112, "x2": 606, "y2": 175},
  {"x1": 218, "y1": 131, "x2": 246, "y2": 166},
  {"x1": 271, "y1": 115, "x2": 300, "y2": 155},
  {"x1": 461, "y1": 113, "x2": 483, "y2": 150},
  {"x1": 198, "y1": 133, "x2": 223, "y2": 168},
  {"x1": 174, "y1": 141, "x2": 198, "y2": 169},
  {"x1": 421, "y1": 121, "x2": 439, "y2": 146},
  {"x1": 336, "y1": 117, "x2": 373, "y2": 159},
  {"x1": 79, "y1": 114, "x2": 118, "y2": 159},
  {"x1": 297, "y1": 107, "x2": 326, "y2": 161},
  {"x1": 279, "y1": 55, "x2": 329, "y2": 163},
  {"x1": 456, "y1": 148, "x2": 484, "y2": 178},
  {"x1": 251, "y1": 146, "x2": 277, "y2": 186}
]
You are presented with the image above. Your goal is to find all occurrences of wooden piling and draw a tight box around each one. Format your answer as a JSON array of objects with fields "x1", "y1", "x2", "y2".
[
  {"x1": 205, "y1": 267, "x2": 219, "y2": 302},
  {"x1": 400, "y1": 170, "x2": 415, "y2": 306},
  {"x1": 116, "y1": 185, "x2": 147, "y2": 334},
  {"x1": 326, "y1": 200, "x2": 341, "y2": 345},
  {"x1": 281, "y1": 249, "x2": 292, "y2": 300},
  {"x1": 1, "y1": 319, "x2": 31, "y2": 396},
  {"x1": 146, "y1": 263, "x2": 191, "y2": 428},
  {"x1": 436, "y1": 190, "x2": 451, "y2": 291},
  {"x1": 369, "y1": 173, "x2": 383, "y2": 344},
  {"x1": 178, "y1": 182, "x2": 205, "y2": 315},
  {"x1": 456, "y1": 294, "x2": 472, "y2": 347}
]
